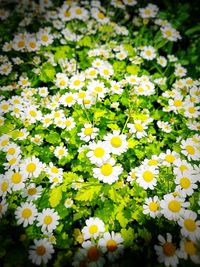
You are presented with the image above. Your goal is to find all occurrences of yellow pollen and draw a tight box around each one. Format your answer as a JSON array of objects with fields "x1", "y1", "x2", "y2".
[
  {"x1": 142, "y1": 170, "x2": 153, "y2": 182},
  {"x1": 174, "y1": 100, "x2": 183, "y2": 107},
  {"x1": 163, "y1": 242, "x2": 176, "y2": 256},
  {"x1": 22, "y1": 208, "x2": 32, "y2": 219},
  {"x1": 184, "y1": 240, "x2": 197, "y2": 255},
  {"x1": 184, "y1": 219, "x2": 196, "y2": 232},
  {"x1": 148, "y1": 159, "x2": 158, "y2": 166},
  {"x1": 165, "y1": 30, "x2": 172, "y2": 36},
  {"x1": 1, "y1": 140, "x2": 8, "y2": 146},
  {"x1": 9, "y1": 158, "x2": 17, "y2": 165},
  {"x1": 36, "y1": 245, "x2": 46, "y2": 256},
  {"x1": 101, "y1": 163, "x2": 113, "y2": 176},
  {"x1": 28, "y1": 188, "x2": 37, "y2": 195},
  {"x1": 180, "y1": 177, "x2": 191, "y2": 189},
  {"x1": 83, "y1": 99, "x2": 91, "y2": 105},
  {"x1": 89, "y1": 225, "x2": 98, "y2": 234},
  {"x1": 59, "y1": 80, "x2": 66, "y2": 86},
  {"x1": 43, "y1": 215, "x2": 53, "y2": 225},
  {"x1": 73, "y1": 80, "x2": 81, "y2": 86},
  {"x1": 149, "y1": 202, "x2": 159, "y2": 212},
  {"x1": 7, "y1": 148, "x2": 16, "y2": 155},
  {"x1": 186, "y1": 145, "x2": 195, "y2": 155},
  {"x1": 165, "y1": 154, "x2": 175, "y2": 163},
  {"x1": 41, "y1": 35, "x2": 48, "y2": 42},
  {"x1": 58, "y1": 149, "x2": 64, "y2": 155},
  {"x1": 18, "y1": 41, "x2": 25, "y2": 48},
  {"x1": 94, "y1": 87, "x2": 103, "y2": 93},
  {"x1": 179, "y1": 165, "x2": 188, "y2": 172},
  {"x1": 11, "y1": 172, "x2": 22, "y2": 184},
  {"x1": 110, "y1": 136, "x2": 122, "y2": 148},
  {"x1": 93, "y1": 147, "x2": 105, "y2": 157},
  {"x1": 65, "y1": 96, "x2": 73, "y2": 103},
  {"x1": 97, "y1": 12, "x2": 105, "y2": 19},
  {"x1": 168, "y1": 200, "x2": 181, "y2": 212},
  {"x1": 78, "y1": 92, "x2": 86, "y2": 98},
  {"x1": 26, "y1": 163, "x2": 36, "y2": 173},
  {"x1": 107, "y1": 239, "x2": 117, "y2": 252},
  {"x1": 64, "y1": 11, "x2": 71, "y2": 17},
  {"x1": 29, "y1": 110, "x2": 37, "y2": 117},
  {"x1": 134, "y1": 123, "x2": 143, "y2": 132},
  {"x1": 84, "y1": 127, "x2": 93, "y2": 136},
  {"x1": 29, "y1": 42, "x2": 36, "y2": 49},
  {"x1": 1, "y1": 181, "x2": 8, "y2": 192},
  {"x1": 188, "y1": 107, "x2": 195, "y2": 114},
  {"x1": 65, "y1": 120, "x2": 71, "y2": 126},
  {"x1": 103, "y1": 69, "x2": 109, "y2": 75},
  {"x1": 89, "y1": 70, "x2": 96, "y2": 76},
  {"x1": 51, "y1": 167, "x2": 58, "y2": 174}
]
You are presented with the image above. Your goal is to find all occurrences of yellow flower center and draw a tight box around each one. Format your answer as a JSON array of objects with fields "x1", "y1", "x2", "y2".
[
  {"x1": 165, "y1": 30, "x2": 172, "y2": 36},
  {"x1": 148, "y1": 159, "x2": 158, "y2": 166},
  {"x1": 134, "y1": 123, "x2": 143, "y2": 132},
  {"x1": 179, "y1": 164, "x2": 188, "y2": 172},
  {"x1": 26, "y1": 163, "x2": 36, "y2": 173},
  {"x1": 186, "y1": 145, "x2": 195, "y2": 155},
  {"x1": 43, "y1": 215, "x2": 53, "y2": 225},
  {"x1": 64, "y1": 11, "x2": 71, "y2": 17},
  {"x1": 110, "y1": 136, "x2": 122, "y2": 148},
  {"x1": 78, "y1": 92, "x2": 86, "y2": 98},
  {"x1": 89, "y1": 70, "x2": 96, "y2": 76},
  {"x1": 1, "y1": 140, "x2": 8, "y2": 146},
  {"x1": 101, "y1": 163, "x2": 113, "y2": 176},
  {"x1": 142, "y1": 170, "x2": 153, "y2": 182},
  {"x1": 9, "y1": 158, "x2": 17, "y2": 165},
  {"x1": 1, "y1": 181, "x2": 8, "y2": 192},
  {"x1": 73, "y1": 80, "x2": 81, "y2": 86},
  {"x1": 11, "y1": 172, "x2": 22, "y2": 184},
  {"x1": 28, "y1": 188, "x2": 37, "y2": 195},
  {"x1": 103, "y1": 69, "x2": 109, "y2": 75},
  {"x1": 184, "y1": 240, "x2": 197, "y2": 255},
  {"x1": 53, "y1": 177, "x2": 59, "y2": 183},
  {"x1": 84, "y1": 128, "x2": 93, "y2": 136},
  {"x1": 145, "y1": 50, "x2": 152, "y2": 56},
  {"x1": 18, "y1": 41, "x2": 25, "y2": 48},
  {"x1": 97, "y1": 12, "x2": 105, "y2": 19},
  {"x1": 93, "y1": 147, "x2": 105, "y2": 157},
  {"x1": 75, "y1": 8, "x2": 82, "y2": 14},
  {"x1": 58, "y1": 149, "x2": 64, "y2": 155},
  {"x1": 174, "y1": 100, "x2": 183, "y2": 107},
  {"x1": 94, "y1": 87, "x2": 103, "y2": 93},
  {"x1": 168, "y1": 200, "x2": 181, "y2": 212},
  {"x1": 29, "y1": 42, "x2": 36, "y2": 49},
  {"x1": 149, "y1": 202, "x2": 159, "y2": 212},
  {"x1": 7, "y1": 148, "x2": 16, "y2": 155},
  {"x1": 163, "y1": 242, "x2": 176, "y2": 256},
  {"x1": 22, "y1": 208, "x2": 32, "y2": 219},
  {"x1": 184, "y1": 219, "x2": 197, "y2": 232},
  {"x1": 36, "y1": 245, "x2": 46, "y2": 256},
  {"x1": 87, "y1": 246, "x2": 100, "y2": 261},
  {"x1": 188, "y1": 107, "x2": 195, "y2": 114},
  {"x1": 30, "y1": 110, "x2": 37, "y2": 117},
  {"x1": 51, "y1": 167, "x2": 58, "y2": 174},
  {"x1": 89, "y1": 225, "x2": 98, "y2": 234},
  {"x1": 54, "y1": 112, "x2": 60, "y2": 118},
  {"x1": 65, "y1": 96, "x2": 74, "y2": 103},
  {"x1": 2, "y1": 104, "x2": 9, "y2": 110},
  {"x1": 65, "y1": 120, "x2": 71, "y2": 126},
  {"x1": 41, "y1": 35, "x2": 48, "y2": 42},
  {"x1": 107, "y1": 239, "x2": 117, "y2": 252},
  {"x1": 180, "y1": 177, "x2": 191, "y2": 189},
  {"x1": 165, "y1": 154, "x2": 175, "y2": 163}
]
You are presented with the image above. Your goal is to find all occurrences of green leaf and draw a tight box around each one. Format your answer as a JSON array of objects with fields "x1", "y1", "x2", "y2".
[
  {"x1": 78, "y1": 36, "x2": 92, "y2": 47},
  {"x1": 126, "y1": 65, "x2": 140, "y2": 75},
  {"x1": 45, "y1": 131, "x2": 61, "y2": 145},
  {"x1": 75, "y1": 183, "x2": 102, "y2": 202},
  {"x1": 121, "y1": 227, "x2": 135, "y2": 247},
  {"x1": 39, "y1": 62, "x2": 56, "y2": 82},
  {"x1": 116, "y1": 210, "x2": 129, "y2": 228},
  {"x1": 54, "y1": 45, "x2": 72, "y2": 62},
  {"x1": 49, "y1": 186, "x2": 62, "y2": 208}
]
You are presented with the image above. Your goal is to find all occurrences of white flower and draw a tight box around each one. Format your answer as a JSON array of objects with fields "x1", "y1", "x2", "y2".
[
  {"x1": 179, "y1": 238, "x2": 200, "y2": 264},
  {"x1": 0, "y1": 198, "x2": 8, "y2": 218},
  {"x1": 64, "y1": 116, "x2": 76, "y2": 130},
  {"x1": 55, "y1": 73, "x2": 68, "y2": 89},
  {"x1": 64, "y1": 198, "x2": 74, "y2": 208},
  {"x1": 28, "y1": 238, "x2": 54, "y2": 265},
  {"x1": 136, "y1": 165, "x2": 158, "y2": 190},
  {"x1": 161, "y1": 25, "x2": 181, "y2": 42},
  {"x1": 160, "y1": 193, "x2": 189, "y2": 221},
  {"x1": 46, "y1": 162, "x2": 63, "y2": 179},
  {"x1": 178, "y1": 210, "x2": 200, "y2": 241},
  {"x1": 180, "y1": 139, "x2": 199, "y2": 161},
  {"x1": 54, "y1": 145, "x2": 68, "y2": 159},
  {"x1": 69, "y1": 74, "x2": 85, "y2": 90},
  {"x1": 20, "y1": 156, "x2": 44, "y2": 178},
  {"x1": 143, "y1": 196, "x2": 161, "y2": 218},
  {"x1": 60, "y1": 92, "x2": 77, "y2": 107},
  {"x1": 93, "y1": 158, "x2": 123, "y2": 184},
  {"x1": 78, "y1": 124, "x2": 99, "y2": 142},
  {"x1": 82, "y1": 217, "x2": 105, "y2": 240},
  {"x1": 31, "y1": 134, "x2": 43, "y2": 145},
  {"x1": 98, "y1": 231, "x2": 124, "y2": 261},
  {"x1": 160, "y1": 149, "x2": 179, "y2": 166},
  {"x1": 37, "y1": 208, "x2": 60, "y2": 233},
  {"x1": 6, "y1": 169, "x2": 27, "y2": 191},
  {"x1": 175, "y1": 171, "x2": 197, "y2": 196},
  {"x1": 127, "y1": 120, "x2": 148, "y2": 139},
  {"x1": 87, "y1": 80, "x2": 108, "y2": 99},
  {"x1": 154, "y1": 233, "x2": 181, "y2": 267},
  {"x1": 0, "y1": 177, "x2": 11, "y2": 197},
  {"x1": 104, "y1": 130, "x2": 128, "y2": 155},
  {"x1": 87, "y1": 141, "x2": 110, "y2": 165},
  {"x1": 140, "y1": 46, "x2": 156, "y2": 60},
  {"x1": 15, "y1": 202, "x2": 38, "y2": 227},
  {"x1": 21, "y1": 183, "x2": 43, "y2": 201}
]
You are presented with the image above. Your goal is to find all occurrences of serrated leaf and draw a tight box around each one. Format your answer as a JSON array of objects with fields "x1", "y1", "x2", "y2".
[
  {"x1": 39, "y1": 62, "x2": 56, "y2": 82},
  {"x1": 75, "y1": 183, "x2": 102, "y2": 202}
]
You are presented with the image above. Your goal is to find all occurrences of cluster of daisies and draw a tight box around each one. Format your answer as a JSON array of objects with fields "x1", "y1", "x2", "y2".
[{"x1": 0, "y1": 0, "x2": 200, "y2": 266}]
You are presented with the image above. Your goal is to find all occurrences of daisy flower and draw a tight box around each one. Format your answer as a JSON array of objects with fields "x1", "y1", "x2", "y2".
[
  {"x1": 86, "y1": 141, "x2": 110, "y2": 165},
  {"x1": 160, "y1": 149, "x2": 179, "y2": 166},
  {"x1": 179, "y1": 238, "x2": 200, "y2": 264},
  {"x1": 139, "y1": 3, "x2": 159, "y2": 19},
  {"x1": 127, "y1": 168, "x2": 137, "y2": 183},
  {"x1": 0, "y1": 198, "x2": 8, "y2": 218},
  {"x1": 0, "y1": 177, "x2": 11, "y2": 197},
  {"x1": 82, "y1": 217, "x2": 105, "y2": 240},
  {"x1": 64, "y1": 198, "x2": 74, "y2": 208},
  {"x1": 6, "y1": 169, "x2": 27, "y2": 191},
  {"x1": 46, "y1": 162, "x2": 63, "y2": 179},
  {"x1": 154, "y1": 233, "x2": 181, "y2": 267},
  {"x1": 15, "y1": 202, "x2": 38, "y2": 227},
  {"x1": 110, "y1": 80, "x2": 123, "y2": 95},
  {"x1": 37, "y1": 208, "x2": 60, "y2": 233},
  {"x1": 127, "y1": 120, "x2": 148, "y2": 139},
  {"x1": 54, "y1": 145, "x2": 68, "y2": 159},
  {"x1": 104, "y1": 130, "x2": 128, "y2": 155},
  {"x1": 20, "y1": 156, "x2": 44, "y2": 178},
  {"x1": 28, "y1": 238, "x2": 54, "y2": 265},
  {"x1": 3, "y1": 154, "x2": 21, "y2": 170},
  {"x1": 178, "y1": 210, "x2": 200, "y2": 241},
  {"x1": 81, "y1": 240, "x2": 105, "y2": 267},
  {"x1": 60, "y1": 92, "x2": 77, "y2": 107},
  {"x1": 21, "y1": 183, "x2": 43, "y2": 201},
  {"x1": 4, "y1": 143, "x2": 21, "y2": 158},
  {"x1": 140, "y1": 46, "x2": 156, "y2": 60},
  {"x1": 143, "y1": 196, "x2": 161, "y2": 218},
  {"x1": 69, "y1": 74, "x2": 85, "y2": 90},
  {"x1": 160, "y1": 193, "x2": 189, "y2": 221},
  {"x1": 136, "y1": 165, "x2": 158, "y2": 190},
  {"x1": 64, "y1": 116, "x2": 76, "y2": 130},
  {"x1": 87, "y1": 80, "x2": 108, "y2": 99},
  {"x1": 41, "y1": 114, "x2": 53, "y2": 128},
  {"x1": 180, "y1": 139, "x2": 199, "y2": 161},
  {"x1": 93, "y1": 158, "x2": 123, "y2": 184},
  {"x1": 55, "y1": 73, "x2": 68, "y2": 89},
  {"x1": 78, "y1": 124, "x2": 99, "y2": 142},
  {"x1": 175, "y1": 171, "x2": 197, "y2": 196},
  {"x1": 31, "y1": 134, "x2": 43, "y2": 145},
  {"x1": 98, "y1": 231, "x2": 124, "y2": 261}
]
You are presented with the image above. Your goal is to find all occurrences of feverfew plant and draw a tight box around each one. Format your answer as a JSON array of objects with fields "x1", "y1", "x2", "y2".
[{"x1": 0, "y1": 0, "x2": 200, "y2": 266}]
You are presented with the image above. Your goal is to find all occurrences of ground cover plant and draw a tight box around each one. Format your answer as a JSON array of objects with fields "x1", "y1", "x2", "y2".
[{"x1": 0, "y1": 0, "x2": 200, "y2": 266}]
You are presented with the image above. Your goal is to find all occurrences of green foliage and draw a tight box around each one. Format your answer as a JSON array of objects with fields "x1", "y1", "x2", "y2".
[
  {"x1": 49, "y1": 186, "x2": 63, "y2": 207},
  {"x1": 39, "y1": 62, "x2": 56, "y2": 82}
]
